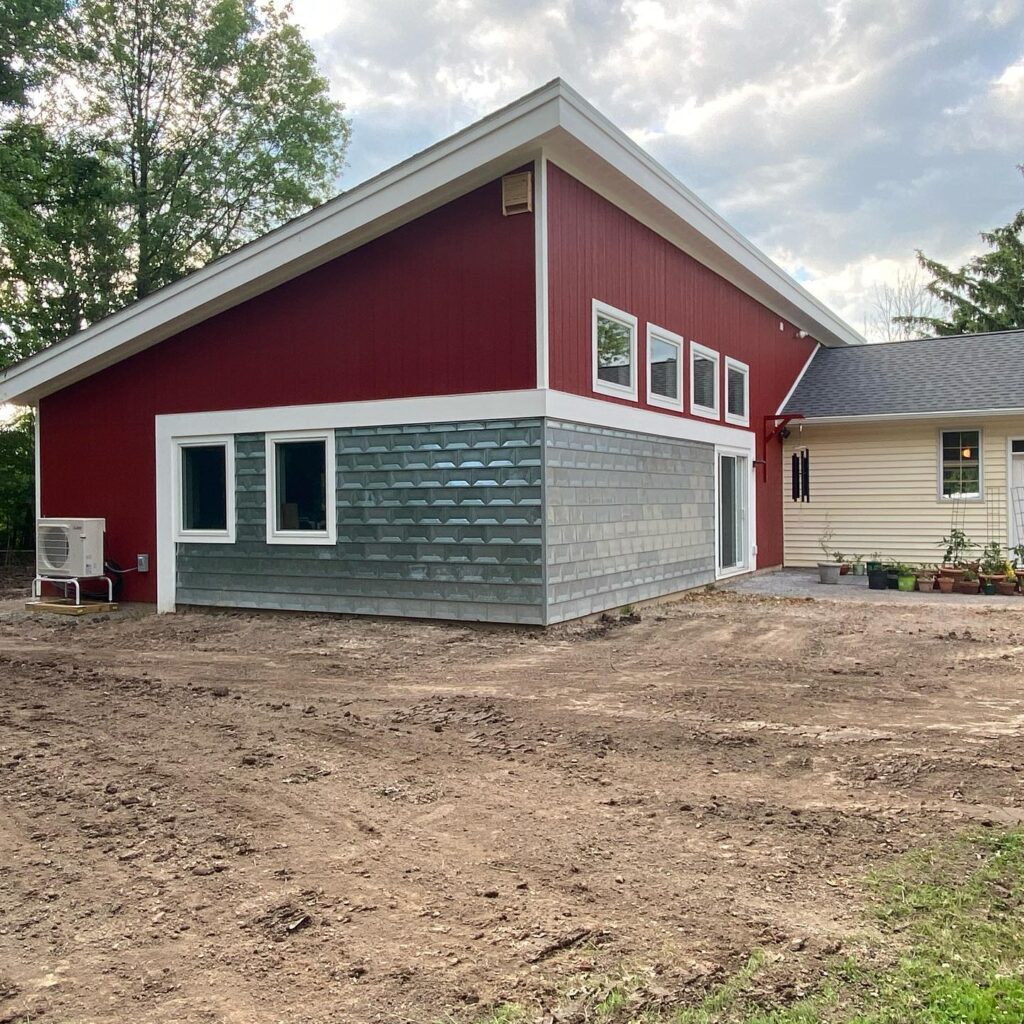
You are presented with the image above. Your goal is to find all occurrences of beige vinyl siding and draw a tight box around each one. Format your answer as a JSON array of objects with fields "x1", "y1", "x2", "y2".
[{"x1": 783, "y1": 415, "x2": 1024, "y2": 568}]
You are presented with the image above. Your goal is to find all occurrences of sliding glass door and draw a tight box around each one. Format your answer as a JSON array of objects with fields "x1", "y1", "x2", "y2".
[{"x1": 718, "y1": 451, "x2": 749, "y2": 574}]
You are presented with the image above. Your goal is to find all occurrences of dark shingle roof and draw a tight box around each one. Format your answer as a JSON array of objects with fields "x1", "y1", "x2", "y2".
[{"x1": 783, "y1": 330, "x2": 1024, "y2": 418}]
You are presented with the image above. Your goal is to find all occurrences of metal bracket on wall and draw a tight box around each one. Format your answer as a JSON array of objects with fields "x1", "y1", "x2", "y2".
[{"x1": 760, "y1": 414, "x2": 804, "y2": 482}]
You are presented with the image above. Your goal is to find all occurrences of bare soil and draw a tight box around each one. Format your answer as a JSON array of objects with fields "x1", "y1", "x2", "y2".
[{"x1": 1, "y1": 586, "x2": 1023, "y2": 1023}]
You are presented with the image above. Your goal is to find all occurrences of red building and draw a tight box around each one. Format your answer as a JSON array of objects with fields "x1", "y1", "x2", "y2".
[{"x1": 0, "y1": 80, "x2": 861, "y2": 624}]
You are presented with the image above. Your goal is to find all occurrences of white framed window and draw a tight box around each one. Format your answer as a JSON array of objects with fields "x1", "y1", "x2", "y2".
[
  {"x1": 690, "y1": 341, "x2": 720, "y2": 419},
  {"x1": 646, "y1": 324, "x2": 683, "y2": 411},
  {"x1": 265, "y1": 430, "x2": 337, "y2": 544},
  {"x1": 724, "y1": 357, "x2": 750, "y2": 427},
  {"x1": 592, "y1": 299, "x2": 638, "y2": 401},
  {"x1": 173, "y1": 435, "x2": 235, "y2": 543},
  {"x1": 938, "y1": 428, "x2": 982, "y2": 501}
]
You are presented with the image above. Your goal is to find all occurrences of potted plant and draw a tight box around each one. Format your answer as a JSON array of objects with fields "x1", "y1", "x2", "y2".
[
  {"x1": 978, "y1": 541, "x2": 1008, "y2": 594},
  {"x1": 894, "y1": 562, "x2": 917, "y2": 592},
  {"x1": 957, "y1": 568, "x2": 981, "y2": 594},
  {"x1": 936, "y1": 573, "x2": 955, "y2": 594},
  {"x1": 867, "y1": 555, "x2": 888, "y2": 590},
  {"x1": 851, "y1": 554, "x2": 866, "y2": 576},
  {"x1": 996, "y1": 567, "x2": 1017, "y2": 596},
  {"x1": 885, "y1": 563, "x2": 900, "y2": 589},
  {"x1": 832, "y1": 551, "x2": 851, "y2": 576},
  {"x1": 817, "y1": 523, "x2": 841, "y2": 585},
  {"x1": 916, "y1": 564, "x2": 937, "y2": 593},
  {"x1": 938, "y1": 529, "x2": 976, "y2": 578}
]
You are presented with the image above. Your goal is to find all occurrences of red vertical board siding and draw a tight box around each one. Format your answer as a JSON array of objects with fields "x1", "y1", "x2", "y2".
[
  {"x1": 39, "y1": 177, "x2": 536, "y2": 602},
  {"x1": 546, "y1": 164, "x2": 816, "y2": 569}
]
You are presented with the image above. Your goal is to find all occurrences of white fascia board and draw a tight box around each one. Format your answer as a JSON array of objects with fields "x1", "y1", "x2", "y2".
[
  {"x1": 4, "y1": 77, "x2": 862, "y2": 406},
  {"x1": 1, "y1": 85, "x2": 565, "y2": 406},
  {"x1": 549, "y1": 87, "x2": 863, "y2": 349},
  {"x1": 797, "y1": 407, "x2": 1024, "y2": 425},
  {"x1": 775, "y1": 344, "x2": 820, "y2": 416}
]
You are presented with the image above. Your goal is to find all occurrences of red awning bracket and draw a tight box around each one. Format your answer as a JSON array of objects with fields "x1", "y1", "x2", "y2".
[{"x1": 760, "y1": 414, "x2": 804, "y2": 481}]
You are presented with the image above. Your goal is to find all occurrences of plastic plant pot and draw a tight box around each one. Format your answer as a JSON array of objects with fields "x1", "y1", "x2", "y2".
[
  {"x1": 818, "y1": 562, "x2": 841, "y2": 585},
  {"x1": 886, "y1": 571, "x2": 899, "y2": 590},
  {"x1": 897, "y1": 575, "x2": 916, "y2": 592},
  {"x1": 867, "y1": 568, "x2": 888, "y2": 590}
]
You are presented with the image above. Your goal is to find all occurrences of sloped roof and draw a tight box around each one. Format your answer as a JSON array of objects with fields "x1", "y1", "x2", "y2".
[
  {"x1": 1, "y1": 78, "x2": 863, "y2": 406},
  {"x1": 783, "y1": 330, "x2": 1024, "y2": 419}
]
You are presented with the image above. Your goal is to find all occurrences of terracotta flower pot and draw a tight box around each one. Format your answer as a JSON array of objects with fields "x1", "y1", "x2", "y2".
[
  {"x1": 937, "y1": 576, "x2": 955, "y2": 593},
  {"x1": 956, "y1": 580, "x2": 981, "y2": 594},
  {"x1": 839, "y1": 564, "x2": 850, "y2": 575},
  {"x1": 995, "y1": 580, "x2": 1016, "y2": 596},
  {"x1": 918, "y1": 578, "x2": 935, "y2": 593}
]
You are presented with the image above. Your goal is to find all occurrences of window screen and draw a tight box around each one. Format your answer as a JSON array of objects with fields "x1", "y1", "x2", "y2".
[
  {"x1": 275, "y1": 439, "x2": 328, "y2": 531},
  {"x1": 596, "y1": 313, "x2": 634, "y2": 389},
  {"x1": 940, "y1": 430, "x2": 981, "y2": 498},
  {"x1": 727, "y1": 364, "x2": 747, "y2": 419},
  {"x1": 649, "y1": 336, "x2": 680, "y2": 400},
  {"x1": 693, "y1": 352, "x2": 717, "y2": 410},
  {"x1": 182, "y1": 445, "x2": 227, "y2": 531}
]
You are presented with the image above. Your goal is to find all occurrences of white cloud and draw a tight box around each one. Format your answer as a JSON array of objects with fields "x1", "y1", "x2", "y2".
[{"x1": 292, "y1": 0, "x2": 1024, "y2": 340}]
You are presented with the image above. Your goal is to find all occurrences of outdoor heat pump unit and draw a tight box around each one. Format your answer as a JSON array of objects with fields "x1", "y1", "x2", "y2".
[{"x1": 36, "y1": 518, "x2": 106, "y2": 579}]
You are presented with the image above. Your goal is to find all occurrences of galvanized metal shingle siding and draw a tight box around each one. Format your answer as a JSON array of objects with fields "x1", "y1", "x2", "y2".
[
  {"x1": 544, "y1": 421, "x2": 715, "y2": 623},
  {"x1": 785, "y1": 331, "x2": 1024, "y2": 419},
  {"x1": 176, "y1": 420, "x2": 545, "y2": 623}
]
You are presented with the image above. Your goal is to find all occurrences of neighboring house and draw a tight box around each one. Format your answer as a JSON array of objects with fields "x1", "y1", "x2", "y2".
[
  {"x1": 781, "y1": 331, "x2": 1024, "y2": 567},
  {"x1": 0, "y1": 79, "x2": 863, "y2": 624}
]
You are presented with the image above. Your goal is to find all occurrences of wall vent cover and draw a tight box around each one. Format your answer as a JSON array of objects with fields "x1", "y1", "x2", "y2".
[{"x1": 501, "y1": 171, "x2": 533, "y2": 216}]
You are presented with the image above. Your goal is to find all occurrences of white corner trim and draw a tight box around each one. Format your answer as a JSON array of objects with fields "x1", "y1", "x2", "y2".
[
  {"x1": 265, "y1": 430, "x2": 338, "y2": 545},
  {"x1": 775, "y1": 344, "x2": 819, "y2": 416},
  {"x1": 535, "y1": 153, "x2": 549, "y2": 389},
  {"x1": 724, "y1": 356, "x2": 750, "y2": 427},
  {"x1": 172, "y1": 435, "x2": 237, "y2": 544},
  {"x1": 690, "y1": 341, "x2": 720, "y2": 421},
  {"x1": 645, "y1": 324, "x2": 684, "y2": 411},
  {"x1": 592, "y1": 299, "x2": 639, "y2": 401},
  {"x1": 33, "y1": 403, "x2": 41, "y2": 520}
]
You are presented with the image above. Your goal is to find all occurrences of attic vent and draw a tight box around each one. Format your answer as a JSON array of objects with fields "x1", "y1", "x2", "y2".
[{"x1": 501, "y1": 171, "x2": 533, "y2": 215}]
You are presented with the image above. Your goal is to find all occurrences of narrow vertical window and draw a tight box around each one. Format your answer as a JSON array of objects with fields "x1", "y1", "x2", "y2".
[
  {"x1": 266, "y1": 431, "x2": 337, "y2": 543},
  {"x1": 724, "y1": 357, "x2": 749, "y2": 426},
  {"x1": 939, "y1": 429, "x2": 981, "y2": 499},
  {"x1": 646, "y1": 325, "x2": 683, "y2": 410},
  {"x1": 174, "y1": 436, "x2": 235, "y2": 542},
  {"x1": 690, "y1": 342, "x2": 720, "y2": 418},
  {"x1": 592, "y1": 300, "x2": 638, "y2": 400}
]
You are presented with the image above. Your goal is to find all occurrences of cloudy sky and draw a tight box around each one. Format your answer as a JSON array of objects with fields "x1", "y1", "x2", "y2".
[{"x1": 289, "y1": 0, "x2": 1024, "y2": 340}]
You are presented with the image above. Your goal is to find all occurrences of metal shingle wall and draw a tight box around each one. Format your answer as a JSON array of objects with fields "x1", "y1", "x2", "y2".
[
  {"x1": 543, "y1": 420, "x2": 715, "y2": 623},
  {"x1": 176, "y1": 421, "x2": 545, "y2": 623}
]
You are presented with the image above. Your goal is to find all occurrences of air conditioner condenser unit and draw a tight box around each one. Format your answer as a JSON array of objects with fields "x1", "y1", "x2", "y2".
[{"x1": 36, "y1": 518, "x2": 106, "y2": 578}]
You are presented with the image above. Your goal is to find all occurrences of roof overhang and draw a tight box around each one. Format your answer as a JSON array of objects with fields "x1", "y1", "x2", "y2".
[
  {"x1": 0, "y1": 79, "x2": 863, "y2": 407},
  {"x1": 793, "y1": 408, "x2": 1024, "y2": 425}
]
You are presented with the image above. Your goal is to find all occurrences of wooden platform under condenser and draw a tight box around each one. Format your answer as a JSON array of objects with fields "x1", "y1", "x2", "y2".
[{"x1": 25, "y1": 599, "x2": 119, "y2": 616}]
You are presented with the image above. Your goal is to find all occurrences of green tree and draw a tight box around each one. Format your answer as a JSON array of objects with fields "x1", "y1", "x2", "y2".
[
  {"x1": 72, "y1": 0, "x2": 350, "y2": 301},
  {"x1": 897, "y1": 198, "x2": 1024, "y2": 337},
  {"x1": 0, "y1": 0, "x2": 68, "y2": 108},
  {"x1": 0, "y1": 121, "x2": 127, "y2": 368},
  {"x1": 0, "y1": 411, "x2": 35, "y2": 551}
]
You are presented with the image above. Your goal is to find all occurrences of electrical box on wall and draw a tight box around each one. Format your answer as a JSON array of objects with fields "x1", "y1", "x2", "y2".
[{"x1": 501, "y1": 171, "x2": 533, "y2": 215}]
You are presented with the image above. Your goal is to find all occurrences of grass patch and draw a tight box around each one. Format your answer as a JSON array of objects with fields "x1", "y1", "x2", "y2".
[{"x1": 467, "y1": 829, "x2": 1024, "y2": 1024}]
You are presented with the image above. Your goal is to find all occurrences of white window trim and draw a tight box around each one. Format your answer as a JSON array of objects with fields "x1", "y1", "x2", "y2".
[
  {"x1": 646, "y1": 324, "x2": 684, "y2": 411},
  {"x1": 724, "y1": 356, "x2": 750, "y2": 427},
  {"x1": 690, "y1": 341, "x2": 720, "y2": 420},
  {"x1": 265, "y1": 429, "x2": 337, "y2": 545},
  {"x1": 173, "y1": 435, "x2": 236, "y2": 544},
  {"x1": 592, "y1": 299, "x2": 638, "y2": 401},
  {"x1": 937, "y1": 426, "x2": 983, "y2": 503}
]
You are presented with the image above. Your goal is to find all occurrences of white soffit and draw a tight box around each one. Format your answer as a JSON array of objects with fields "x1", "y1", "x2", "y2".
[{"x1": 0, "y1": 79, "x2": 862, "y2": 406}]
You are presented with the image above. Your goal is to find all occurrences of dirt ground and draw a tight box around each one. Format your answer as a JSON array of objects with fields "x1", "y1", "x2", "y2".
[{"x1": 1, "y1": 579, "x2": 1023, "y2": 1023}]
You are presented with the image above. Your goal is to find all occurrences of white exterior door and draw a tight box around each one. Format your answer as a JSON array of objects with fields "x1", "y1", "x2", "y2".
[
  {"x1": 1010, "y1": 440, "x2": 1024, "y2": 549},
  {"x1": 717, "y1": 451, "x2": 749, "y2": 575}
]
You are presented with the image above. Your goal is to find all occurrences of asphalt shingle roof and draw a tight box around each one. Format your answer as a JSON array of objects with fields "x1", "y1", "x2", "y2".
[{"x1": 783, "y1": 330, "x2": 1024, "y2": 418}]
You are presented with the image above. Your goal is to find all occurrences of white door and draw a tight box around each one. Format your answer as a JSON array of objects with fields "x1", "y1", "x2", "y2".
[
  {"x1": 1010, "y1": 440, "x2": 1024, "y2": 549},
  {"x1": 718, "y1": 452, "x2": 749, "y2": 574}
]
